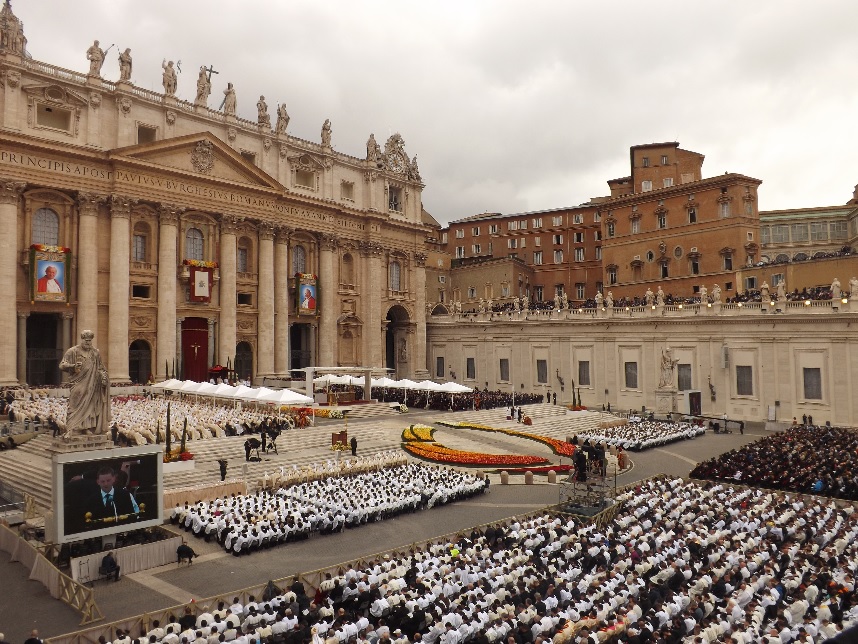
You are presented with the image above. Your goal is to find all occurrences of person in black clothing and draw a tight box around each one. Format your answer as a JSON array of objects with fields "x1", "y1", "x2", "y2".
[
  {"x1": 244, "y1": 439, "x2": 252, "y2": 462},
  {"x1": 23, "y1": 630, "x2": 43, "y2": 644},
  {"x1": 178, "y1": 606, "x2": 196, "y2": 630},
  {"x1": 517, "y1": 407, "x2": 523, "y2": 423},
  {"x1": 553, "y1": 392, "x2": 557, "y2": 405},
  {"x1": 218, "y1": 458, "x2": 228, "y2": 481},
  {"x1": 100, "y1": 551, "x2": 120, "y2": 581},
  {"x1": 350, "y1": 436, "x2": 357, "y2": 456},
  {"x1": 177, "y1": 541, "x2": 197, "y2": 564}
]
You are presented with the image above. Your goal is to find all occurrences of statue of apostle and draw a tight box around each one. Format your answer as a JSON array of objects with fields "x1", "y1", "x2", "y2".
[
  {"x1": 59, "y1": 330, "x2": 110, "y2": 438},
  {"x1": 86, "y1": 40, "x2": 105, "y2": 77}
]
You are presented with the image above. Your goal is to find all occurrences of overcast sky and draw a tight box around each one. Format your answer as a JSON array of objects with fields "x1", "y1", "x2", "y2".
[{"x1": 15, "y1": 0, "x2": 858, "y2": 225}]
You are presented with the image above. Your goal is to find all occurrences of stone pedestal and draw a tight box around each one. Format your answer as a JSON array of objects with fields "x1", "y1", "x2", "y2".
[
  {"x1": 655, "y1": 388, "x2": 678, "y2": 414},
  {"x1": 46, "y1": 434, "x2": 112, "y2": 454}
]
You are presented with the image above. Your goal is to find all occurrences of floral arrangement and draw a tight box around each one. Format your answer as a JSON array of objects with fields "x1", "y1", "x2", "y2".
[
  {"x1": 330, "y1": 442, "x2": 350, "y2": 452},
  {"x1": 164, "y1": 447, "x2": 194, "y2": 463},
  {"x1": 182, "y1": 259, "x2": 219, "y2": 268},
  {"x1": 438, "y1": 421, "x2": 576, "y2": 457},
  {"x1": 30, "y1": 243, "x2": 71, "y2": 253},
  {"x1": 313, "y1": 408, "x2": 344, "y2": 419},
  {"x1": 401, "y1": 424, "x2": 435, "y2": 442},
  {"x1": 403, "y1": 441, "x2": 549, "y2": 467},
  {"x1": 397, "y1": 404, "x2": 409, "y2": 413}
]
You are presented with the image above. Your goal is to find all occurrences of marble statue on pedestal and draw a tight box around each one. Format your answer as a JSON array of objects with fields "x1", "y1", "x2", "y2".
[
  {"x1": 195, "y1": 66, "x2": 212, "y2": 106},
  {"x1": 851, "y1": 277, "x2": 858, "y2": 299},
  {"x1": 759, "y1": 282, "x2": 769, "y2": 301},
  {"x1": 595, "y1": 292, "x2": 603, "y2": 308},
  {"x1": 257, "y1": 95, "x2": 271, "y2": 128},
  {"x1": 162, "y1": 60, "x2": 178, "y2": 95},
  {"x1": 605, "y1": 291, "x2": 614, "y2": 309},
  {"x1": 658, "y1": 346, "x2": 678, "y2": 389},
  {"x1": 831, "y1": 277, "x2": 841, "y2": 301},
  {"x1": 118, "y1": 48, "x2": 132, "y2": 82},
  {"x1": 645, "y1": 288, "x2": 654, "y2": 306},
  {"x1": 776, "y1": 281, "x2": 786, "y2": 302},
  {"x1": 86, "y1": 40, "x2": 105, "y2": 77},
  {"x1": 321, "y1": 119, "x2": 332, "y2": 147},
  {"x1": 276, "y1": 104, "x2": 290, "y2": 134},
  {"x1": 656, "y1": 287, "x2": 665, "y2": 306},
  {"x1": 222, "y1": 83, "x2": 237, "y2": 115},
  {"x1": 59, "y1": 330, "x2": 110, "y2": 438},
  {"x1": 712, "y1": 284, "x2": 722, "y2": 304},
  {"x1": 700, "y1": 285, "x2": 708, "y2": 303}
]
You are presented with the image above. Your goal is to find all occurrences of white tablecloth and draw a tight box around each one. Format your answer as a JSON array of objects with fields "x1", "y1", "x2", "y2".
[{"x1": 70, "y1": 535, "x2": 182, "y2": 583}]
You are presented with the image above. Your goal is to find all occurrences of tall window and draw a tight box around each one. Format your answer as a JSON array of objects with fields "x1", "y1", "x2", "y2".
[
  {"x1": 803, "y1": 368, "x2": 822, "y2": 400},
  {"x1": 33, "y1": 207, "x2": 59, "y2": 245},
  {"x1": 341, "y1": 253, "x2": 355, "y2": 285},
  {"x1": 723, "y1": 253, "x2": 733, "y2": 270},
  {"x1": 657, "y1": 213, "x2": 667, "y2": 229},
  {"x1": 185, "y1": 227, "x2": 204, "y2": 260},
  {"x1": 436, "y1": 356, "x2": 445, "y2": 378},
  {"x1": 132, "y1": 233, "x2": 147, "y2": 262},
  {"x1": 536, "y1": 360, "x2": 548, "y2": 384},
  {"x1": 533, "y1": 286, "x2": 543, "y2": 301},
  {"x1": 688, "y1": 207, "x2": 697, "y2": 223},
  {"x1": 389, "y1": 261, "x2": 402, "y2": 291},
  {"x1": 455, "y1": 246, "x2": 465, "y2": 258},
  {"x1": 388, "y1": 186, "x2": 402, "y2": 212},
  {"x1": 595, "y1": 247, "x2": 602, "y2": 260},
  {"x1": 624, "y1": 362, "x2": 638, "y2": 389},
  {"x1": 575, "y1": 283, "x2": 585, "y2": 299},
  {"x1": 553, "y1": 250, "x2": 563, "y2": 264},
  {"x1": 642, "y1": 180, "x2": 653, "y2": 192},
  {"x1": 736, "y1": 366, "x2": 753, "y2": 396},
  {"x1": 578, "y1": 360, "x2": 590, "y2": 386},
  {"x1": 719, "y1": 201, "x2": 731, "y2": 218},
  {"x1": 466, "y1": 357, "x2": 476, "y2": 380},
  {"x1": 237, "y1": 246, "x2": 248, "y2": 273},
  {"x1": 574, "y1": 248, "x2": 585, "y2": 262},
  {"x1": 499, "y1": 358, "x2": 510, "y2": 382},
  {"x1": 677, "y1": 364, "x2": 692, "y2": 391},
  {"x1": 607, "y1": 222, "x2": 615, "y2": 238},
  {"x1": 608, "y1": 267, "x2": 617, "y2": 285},
  {"x1": 533, "y1": 251, "x2": 543, "y2": 265},
  {"x1": 291, "y1": 245, "x2": 306, "y2": 274},
  {"x1": 631, "y1": 219, "x2": 640, "y2": 234}
]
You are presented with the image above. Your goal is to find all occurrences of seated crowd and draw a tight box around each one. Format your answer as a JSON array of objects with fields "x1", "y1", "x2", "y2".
[
  {"x1": 690, "y1": 425, "x2": 858, "y2": 501},
  {"x1": 133, "y1": 476, "x2": 856, "y2": 643},
  {"x1": 571, "y1": 420, "x2": 705, "y2": 451},
  {"x1": 174, "y1": 463, "x2": 489, "y2": 555}
]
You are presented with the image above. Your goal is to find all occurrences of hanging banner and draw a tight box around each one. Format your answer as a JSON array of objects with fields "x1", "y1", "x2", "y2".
[
  {"x1": 296, "y1": 273, "x2": 318, "y2": 316},
  {"x1": 189, "y1": 266, "x2": 212, "y2": 303},
  {"x1": 30, "y1": 244, "x2": 71, "y2": 303}
]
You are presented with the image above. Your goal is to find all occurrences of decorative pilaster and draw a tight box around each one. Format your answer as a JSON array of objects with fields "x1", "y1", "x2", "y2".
[
  {"x1": 0, "y1": 180, "x2": 25, "y2": 385},
  {"x1": 273, "y1": 227, "x2": 291, "y2": 375},
  {"x1": 218, "y1": 216, "x2": 239, "y2": 371},
  {"x1": 207, "y1": 318, "x2": 216, "y2": 369},
  {"x1": 76, "y1": 192, "x2": 106, "y2": 341},
  {"x1": 412, "y1": 252, "x2": 429, "y2": 379},
  {"x1": 107, "y1": 195, "x2": 135, "y2": 383},
  {"x1": 16, "y1": 311, "x2": 27, "y2": 384},
  {"x1": 176, "y1": 317, "x2": 184, "y2": 378},
  {"x1": 256, "y1": 224, "x2": 275, "y2": 380},
  {"x1": 318, "y1": 233, "x2": 338, "y2": 366},
  {"x1": 360, "y1": 241, "x2": 385, "y2": 369},
  {"x1": 156, "y1": 204, "x2": 182, "y2": 381}
]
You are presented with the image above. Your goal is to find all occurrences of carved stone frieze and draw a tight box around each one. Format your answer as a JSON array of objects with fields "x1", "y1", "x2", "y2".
[
  {"x1": 89, "y1": 92, "x2": 101, "y2": 109},
  {"x1": 165, "y1": 110, "x2": 176, "y2": 125},
  {"x1": 190, "y1": 140, "x2": 215, "y2": 174},
  {"x1": 0, "y1": 180, "x2": 26, "y2": 205},
  {"x1": 116, "y1": 96, "x2": 132, "y2": 117},
  {"x1": 258, "y1": 223, "x2": 275, "y2": 241}
]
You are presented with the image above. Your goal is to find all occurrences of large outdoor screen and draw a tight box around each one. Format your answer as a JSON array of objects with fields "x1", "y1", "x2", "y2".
[{"x1": 52, "y1": 445, "x2": 164, "y2": 544}]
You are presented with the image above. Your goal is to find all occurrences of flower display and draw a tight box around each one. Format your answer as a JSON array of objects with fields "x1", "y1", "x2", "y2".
[
  {"x1": 30, "y1": 243, "x2": 71, "y2": 253},
  {"x1": 164, "y1": 447, "x2": 194, "y2": 463},
  {"x1": 437, "y1": 421, "x2": 576, "y2": 457},
  {"x1": 182, "y1": 259, "x2": 219, "y2": 268},
  {"x1": 403, "y1": 441, "x2": 549, "y2": 467},
  {"x1": 401, "y1": 424, "x2": 435, "y2": 442}
]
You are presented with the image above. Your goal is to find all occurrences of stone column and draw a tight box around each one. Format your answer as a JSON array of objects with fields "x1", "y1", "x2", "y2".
[
  {"x1": 175, "y1": 317, "x2": 184, "y2": 378},
  {"x1": 412, "y1": 252, "x2": 429, "y2": 379},
  {"x1": 0, "y1": 180, "x2": 24, "y2": 386},
  {"x1": 207, "y1": 318, "x2": 215, "y2": 368},
  {"x1": 61, "y1": 312, "x2": 73, "y2": 384},
  {"x1": 107, "y1": 195, "x2": 135, "y2": 383},
  {"x1": 156, "y1": 205, "x2": 181, "y2": 381},
  {"x1": 218, "y1": 217, "x2": 238, "y2": 371},
  {"x1": 361, "y1": 242, "x2": 385, "y2": 368},
  {"x1": 318, "y1": 234, "x2": 338, "y2": 366},
  {"x1": 76, "y1": 193, "x2": 106, "y2": 339},
  {"x1": 256, "y1": 224, "x2": 275, "y2": 380},
  {"x1": 16, "y1": 312, "x2": 27, "y2": 384},
  {"x1": 273, "y1": 227, "x2": 291, "y2": 375}
]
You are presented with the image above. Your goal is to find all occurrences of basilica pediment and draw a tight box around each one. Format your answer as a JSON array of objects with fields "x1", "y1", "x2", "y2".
[{"x1": 109, "y1": 132, "x2": 282, "y2": 190}]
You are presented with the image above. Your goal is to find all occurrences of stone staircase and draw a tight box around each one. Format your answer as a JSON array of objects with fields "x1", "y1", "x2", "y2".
[
  {"x1": 0, "y1": 433, "x2": 54, "y2": 510},
  {"x1": 341, "y1": 402, "x2": 401, "y2": 420}
]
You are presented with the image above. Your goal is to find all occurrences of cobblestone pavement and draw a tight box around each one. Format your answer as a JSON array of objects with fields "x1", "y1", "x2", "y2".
[{"x1": 0, "y1": 409, "x2": 765, "y2": 641}]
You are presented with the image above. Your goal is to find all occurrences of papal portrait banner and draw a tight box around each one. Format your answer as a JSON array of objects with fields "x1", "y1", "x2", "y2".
[
  {"x1": 189, "y1": 266, "x2": 213, "y2": 303},
  {"x1": 296, "y1": 273, "x2": 318, "y2": 316},
  {"x1": 30, "y1": 244, "x2": 71, "y2": 303}
]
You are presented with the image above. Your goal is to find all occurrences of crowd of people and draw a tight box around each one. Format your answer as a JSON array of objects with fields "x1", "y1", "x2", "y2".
[
  {"x1": 690, "y1": 426, "x2": 858, "y2": 501},
  {"x1": 571, "y1": 420, "x2": 705, "y2": 451},
  {"x1": 132, "y1": 475, "x2": 857, "y2": 643},
  {"x1": 173, "y1": 463, "x2": 489, "y2": 555}
]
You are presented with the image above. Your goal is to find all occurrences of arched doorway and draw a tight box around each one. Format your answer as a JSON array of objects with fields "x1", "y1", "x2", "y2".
[
  {"x1": 235, "y1": 342, "x2": 253, "y2": 383},
  {"x1": 385, "y1": 305, "x2": 411, "y2": 378},
  {"x1": 26, "y1": 313, "x2": 61, "y2": 386},
  {"x1": 128, "y1": 339, "x2": 151, "y2": 385}
]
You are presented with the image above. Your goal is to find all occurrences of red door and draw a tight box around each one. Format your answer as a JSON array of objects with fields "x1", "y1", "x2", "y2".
[{"x1": 182, "y1": 318, "x2": 208, "y2": 382}]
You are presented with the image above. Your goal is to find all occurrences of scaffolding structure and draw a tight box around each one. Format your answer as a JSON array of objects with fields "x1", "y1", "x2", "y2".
[{"x1": 558, "y1": 464, "x2": 616, "y2": 516}]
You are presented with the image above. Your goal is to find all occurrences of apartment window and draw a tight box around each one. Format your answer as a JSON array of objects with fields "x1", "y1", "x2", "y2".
[
  {"x1": 760, "y1": 226, "x2": 770, "y2": 244},
  {"x1": 772, "y1": 273, "x2": 784, "y2": 286},
  {"x1": 554, "y1": 250, "x2": 563, "y2": 264},
  {"x1": 33, "y1": 208, "x2": 60, "y2": 246},
  {"x1": 575, "y1": 283, "x2": 585, "y2": 299},
  {"x1": 663, "y1": 177, "x2": 674, "y2": 188},
  {"x1": 723, "y1": 254, "x2": 733, "y2": 270},
  {"x1": 642, "y1": 180, "x2": 653, "y2": 192},
  {"x1": 341, "y1": 180, "x2": 355, "y2": 201},
  {"x1": 237, "y1": 246, "x2": 249, "y2": 273},
  {"x1": 532, "y1": 217, "x2": 542, "y2": 227},
  {"x1": 471, "y1": 244, "x2": 481, "y2": 255},
  {"x1": 467, "y1": 286, "x2": 476, "y2": 298},
  {"x1": 520, "y1": 238, "x2": 526, "y2": 249},
  {"x1": 441, "y1": 232, "x2": 448, "y2": 244},
  {"x1": 533, "y1": 286, "x2": 543, "y2": 301},
  {"x1": 508, "y1": 221, "x2": 519, "y2": 231},
  {"x1": 132, "y1": 233, "x2": 147, "y2": 262},
  {"x1": 489, "y1": 224, "x2": 498, "y2": 234},
  {"x1": 389, "y1": 261, "x2": 402, "y2": 291},
  {"x1": 657, "y1": 213, "x2": 667, "y2": 229},
  {"x1": 595, "y1": 247, "x2": 602, "y2": 260},
  {"x1": 608, "y1": 267, "x2": 617, "y2": 285},
  {"x1": 573, "y1": 232, "x2": 584, "y2": 243},
  {"x1": 791, "y1": 224, "x2": 808, "y2": 242},
  {"x1": 719, "y1": 201, "x2": 730, "y2": 218},
  {"x1": 771, "y1": 225, "x2": 789, "y2": 243},
  {"x1": 436, "y1": 356, "x2": 445, "y2": 379},
  {"x1": 519, "y1": 220, "x2": 527, "y2": 229},
  {"x1": 472, "y1": 227, "x2": 480, "y2": 236},
  {"x1": 661, "y1": 155, "x2": 668, "y2": 165},
  {"x1": 677, "y1": 364, "x2": 692, "y2": 391},
  {"x1": 574, "y1": 248, "x2": 584, "y2": 262},
  {"x1": 466, "y1": 357, "x2": 476, "y2": 380},
  {"x1": 624, "y1": 362, "x2": 638, "y2": 389},
  {"x1": 660, "y1": 263, "x2": 669, "y2": 278},
  {"x1": 552, "y1": 234, "x2": 563, "y2": 245},
  {"x1": 388, "y1": 186, "x2": 402, "y2": 212},
  {"x1": 642, "y1": 157, "x2": 650, "y2": 168},
  {"x1": 594, "y1": 230, "x2": 602, "y2": 241},
  {"x1": 803, "y1": 367, "x2": 822, "y2": 400},
  {"x1": 745, "y1": 277, "x2": 757, "y2": 290},
  {"x1": 237, "y1": 292, "x2": 253, "y2": 306},
  {"x1": 578, "y1": 360, "x2": 591, "y2": 386},
  {"x1": 555, "y1": 285, "x2": 564, "y2": 297},
  {"x1": 534, "y1": 236, "x2": 541, "y2": 247},
  {"x1": 131, "y1": 284, "x2": 151, "y2": 299},
  {"x1": 536, "y1": 359, "x2": 548, "y2": 384},
  {"x1": 552, "y1": 216, "x2": 563, "y2": 226},
  {"x1": 831, "y1": 221, "x2": 848, "y2": 239},
  {"x1": 607, "y1": 222, "x2": 615, "y2": 238},
  {"x1": 688, "y1": 207, "x2": 697, "y2": 224},
  {"x1": 631, "y1": 219, "x2": 640, "y2": 234},
  {"x1": 726, "y1": 282, "x2": 733, "y2": 291},
  {"x1": 507, "y1": 239, "x2": 518, "y2": 249},
  {"x1": 573, "y1": 214, "x2": 583, "y2": 224},
  {"x1": 594, "y1": 213, "x2": 602, "y2": 222},
  {"x1": 499, "y1": 358, "x2": 510, "y2": 382},
  {"x1": 455, "y1": 246, "x2": 465, "y2": 259},
  {"x1": 810, "y1": 223, "x2": 828, "y2": 241},
  {"x1": 185, "y1": 227, "x2": 204, "y2": 261},
  {"x1": 533, "y1": 251, "x2": 543, "y2": 265},
  {"x1": 690, "y1": 259, "x2": 700, "y2": 275},
  {"x1": 455, "y1": 229, "x2": 465, "y2": 238},
  {"x1": 736, "y1": 365, "x2": 753, "y2": 396}
]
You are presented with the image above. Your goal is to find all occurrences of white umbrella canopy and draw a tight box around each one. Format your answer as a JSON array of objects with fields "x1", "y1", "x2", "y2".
[
  {"x1": 178, "y1": 380, "x2": 205, "y2": 393},
  {"x1": 393, "y1": 379, "x2": 419, "y2": 390},
  {"x1": 373, "y1": 377, "x2": 398, "y2": 387},
  {"x1": 258, "y1": 388, "x2": 314, "y2": 405},
  {"x1": 347, "y1": 375, "x2": 369, "y2": 386},
  {"x1": 231, "y1": 384, "x2": 255, "y2": 400},
  {"x1": 245, "y1": 386, "x2": 277, "y2": 402},
  {"x1": 212, "y1": 383, "x2": 239, "y2": 398},
  {"x1": 415, "y1": 380, "x2": 444, "y2": 391},
  {"x1": 313, "y1": 374, "x2": 351, "y2": 385},
  {"x1": 439, "y1": 381, "x2": 472, "y2": 393},
  {"x1": 196, "y1": 382, "x2": 220, "y2": 396},
  {"x1": 151, "y1": 378, "x2": 184, "y2": 390}
]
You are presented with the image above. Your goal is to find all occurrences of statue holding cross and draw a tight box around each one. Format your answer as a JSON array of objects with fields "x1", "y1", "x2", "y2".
[{"x1": 195, "y1": 64, "x2": 217, "y2": 106}]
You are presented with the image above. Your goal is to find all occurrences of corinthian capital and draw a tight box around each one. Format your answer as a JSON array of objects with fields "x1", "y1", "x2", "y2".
[
  {"x1": 110, "y1": 194, "x2": 137, "y2": 218},
  {"x1": 258, "y1": 223, "x2": 275, "y2": 241},
  {"x1": 0, "y1": 180, "x2": 26, "y2": 205},
  {"x1": 221, "y1": 215, "x2": 243, "y2": 235},
  {"x1": 77, "y1": 192, "x2": 107, "y2": 215},
  {"x1": 319, "y1": 233, "x2": 339, "y2": 251},
  {"x1": 158, "y1": 203, "x2": 184, "y2": 225}
]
